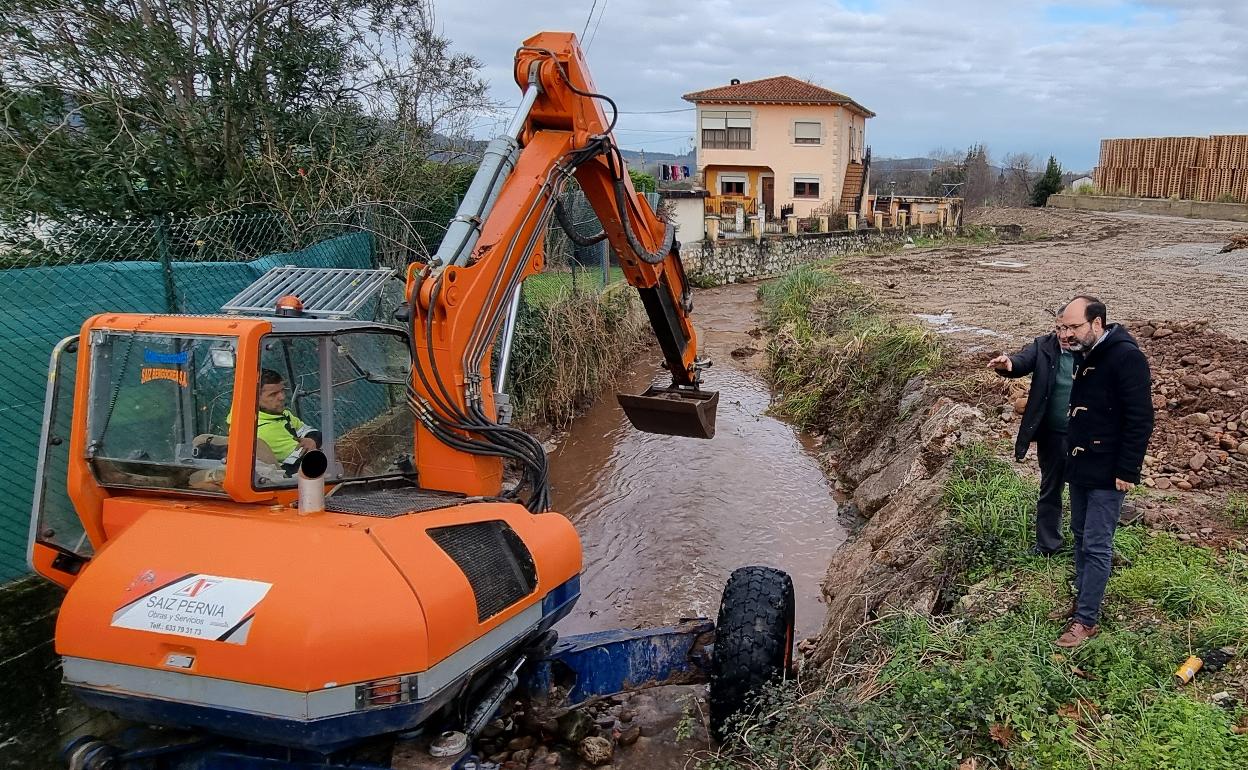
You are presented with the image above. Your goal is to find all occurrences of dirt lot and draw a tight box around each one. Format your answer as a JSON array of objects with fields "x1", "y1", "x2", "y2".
[
  {"x1": 840, "y1": 207, "x2": 1248, "y2": 346},
  {"x1": 839, "y1": 207, "x2": 1248, "y2": 541}
]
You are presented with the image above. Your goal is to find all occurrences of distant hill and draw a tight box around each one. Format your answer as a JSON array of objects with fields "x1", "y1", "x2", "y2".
[
  {"x1": 618, "y1": 148, "x2": 695, "y2": 165},
  {"x1": 872, "y1": 157, "x2": 941, "y2": 172}
]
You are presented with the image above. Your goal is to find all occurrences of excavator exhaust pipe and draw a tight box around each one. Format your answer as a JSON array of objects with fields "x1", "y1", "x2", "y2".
[{"x1": 617, "y1": 387, "x2": 719, "y2": 440}]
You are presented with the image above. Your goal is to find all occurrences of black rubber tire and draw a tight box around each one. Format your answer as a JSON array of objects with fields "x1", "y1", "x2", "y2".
[{"x1": 708, "y1": 566, "x2": 795, "y2": 741}]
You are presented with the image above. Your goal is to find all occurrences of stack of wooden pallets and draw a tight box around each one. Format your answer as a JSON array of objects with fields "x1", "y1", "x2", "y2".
[{"x1": 1092, "y1": 135, "x2": 1248, "y2": 203}]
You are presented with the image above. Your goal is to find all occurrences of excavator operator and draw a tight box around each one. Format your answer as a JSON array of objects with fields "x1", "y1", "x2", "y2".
[{"x1": 253, "y1": 368, "x2": 321, "y2": 472}]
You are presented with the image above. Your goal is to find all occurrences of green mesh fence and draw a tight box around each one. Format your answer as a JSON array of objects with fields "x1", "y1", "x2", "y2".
[{"x1": 0, "y1": 189, "x2": 631, "y2": 584}]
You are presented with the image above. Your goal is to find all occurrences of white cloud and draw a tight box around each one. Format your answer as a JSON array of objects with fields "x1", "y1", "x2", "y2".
[{"x1": 436, "y1": 0, "x2": 1248, "y2": 169}]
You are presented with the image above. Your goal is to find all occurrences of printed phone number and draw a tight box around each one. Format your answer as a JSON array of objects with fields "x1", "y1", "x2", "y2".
[{"x1": 150, "y1": 622, "x2": 204, "y2": 637}]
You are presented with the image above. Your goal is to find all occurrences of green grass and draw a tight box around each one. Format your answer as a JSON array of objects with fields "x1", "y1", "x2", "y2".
[
  {"x1": 911, "y1": 224, "x2": 1000, "y2": 248},
  {"x1": 709, "y1": 446, "x2": 1248, "y2": 770},
  {"x1": 522, "y1": 266, "x2": 624, "y2": 306},
  {"x1": 758, "y1": 263, "x2": 941, "y2": 449},
  {"x1": 1227, "y1": 492, "x2": 1248, "y2": 528}
]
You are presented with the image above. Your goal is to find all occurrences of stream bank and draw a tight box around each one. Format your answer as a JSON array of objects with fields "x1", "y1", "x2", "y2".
[{"x1": 712, "y1": 241, "x2": 1248, "y2": 769}]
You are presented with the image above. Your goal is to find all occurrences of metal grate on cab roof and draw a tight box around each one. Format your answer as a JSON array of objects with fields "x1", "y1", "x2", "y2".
[
  {"x1": 222, "y1": 266, "x2": 395, "y2": 318},
  {"x1": 427, "y1": 521, "x2": 537, "y2": 621}
]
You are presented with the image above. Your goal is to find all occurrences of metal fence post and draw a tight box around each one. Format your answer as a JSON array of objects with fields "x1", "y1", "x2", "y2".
[
  {"x1": 601, "y1": 241, "x2": 609, "y2": 289},
  {"x1": 153, "y1": 216, "x2": 180, "y2": 314}
]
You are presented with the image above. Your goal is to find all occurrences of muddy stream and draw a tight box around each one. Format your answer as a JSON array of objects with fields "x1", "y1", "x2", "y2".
[{"x1": 549, "y1": 283, "x2": 846, "y2": 638}]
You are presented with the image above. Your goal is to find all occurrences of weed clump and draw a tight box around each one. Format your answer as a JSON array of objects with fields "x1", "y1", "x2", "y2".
[
  {"x1": 759, "y1": 264, "x2": 941, "y2": 450},
  {"x1": 508, "y1": 285, "x2": 645, "y2": 427}
]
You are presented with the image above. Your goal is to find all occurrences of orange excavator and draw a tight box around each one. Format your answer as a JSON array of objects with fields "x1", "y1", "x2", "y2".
[{"x1": 30, "y1": 32, "x2": 794, "y2": 770}]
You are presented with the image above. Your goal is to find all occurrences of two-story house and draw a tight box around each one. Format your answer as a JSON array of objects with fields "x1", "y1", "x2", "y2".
[{"x1": 682, "y1": 76, "x2": 874, "y2": 222}]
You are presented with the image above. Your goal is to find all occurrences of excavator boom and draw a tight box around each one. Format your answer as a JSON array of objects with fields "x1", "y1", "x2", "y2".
[{"x1": 404, "y1": 32, "x2": 716, "y2": 508}]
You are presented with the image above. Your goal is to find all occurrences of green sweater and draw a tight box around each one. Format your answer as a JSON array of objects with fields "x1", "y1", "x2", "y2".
[{"x1": 1046, "y1": 350, "x2": 1074, "y2": 432}]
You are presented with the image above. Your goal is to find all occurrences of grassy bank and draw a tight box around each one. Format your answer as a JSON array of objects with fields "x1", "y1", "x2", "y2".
[
  {"x1": 712, "y1": 445, "x2": 1248, "y2": 769},
  {"x1": 508, "y1": 282, "x2": 645, "y2": 427},
  {"x1": 716, "y1": 262, "x2": 1248, "y2": 768},
  {"x1": 759, "y1": 263, "x2": 941, "y2": 451}
]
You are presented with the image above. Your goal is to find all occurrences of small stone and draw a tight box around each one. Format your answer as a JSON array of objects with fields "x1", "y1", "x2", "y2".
[
  {"x1": 595, "y1": 715, "x2": 617, "y2": 730},
  {"x1": 558, "y1": 711, "x2": 594, "y2": 744},
  {"x1": 1238, "y1": 442, "x2": 1248, "y2": 455},
  {"x1": 1200, "y1": 527, "x2": 1214, "y2": 536},
  {"x1": 617, "y1": 709, "x2": 636, "y2": 724},
  {"x1": 1151, "y1": 394, "x2": 1167, "y2": 410},
  {"x1": 1180, "y1": 353, "x2": 1198, "y2": 365},
  {"x1": 512, "y1": 749, "x2": 533, "y2": 765},
  {"x1": 1144, "y1": 477, "x2": 1156, "y2": 487},
  {"x1": 1221, "y1": 436, "x2": 1239, "y2": 450},
  {"x1": 1187, "y1": 413, "x2": 1211, "y2": 426},
  {"x1": 1156, "y1": 478, "x2": 1173, "y2": 490},
  {"x1": 618, "y1": 726, "x2": 642, "y2": 746},
  {"x1": 1177, "y1": 480, "x2": 1193, "y2": 490},
  {"x1": 490, "y1": 753, "x2": 512, "y2": 764},
  {"x1": 1179, "y1": 533, "x2": 1193, "y2": 541},
  {"x1": 1152, "y1": 328, "x2": 1174, "y2": 338},
  {"x1": 482, "y1": 719, "x2": 506, "y2": 739},
  {"x1": 1228, "y1": 422, "x2": 1239, "y2": 432},
  {"x1": 1181, "y1": 375, "x2": 1202, "y2": 389},
  {"x1": 579, "y1": 736, "x2": 614, "y2": 766},
  {"x1": 1190, "y1": 453, "x2": 1208, "y2": 470},
  {"x1": 1139, "y1": 325, "x2": 1156, "y2": 338},
  {"x1": 507, "y1": 736, "x2": 536, "y2": 752}
]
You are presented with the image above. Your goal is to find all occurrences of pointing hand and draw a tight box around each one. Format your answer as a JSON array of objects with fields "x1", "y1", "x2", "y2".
[{"x1": 988, "y1": 354, "x2": 1013, "y2": 372}]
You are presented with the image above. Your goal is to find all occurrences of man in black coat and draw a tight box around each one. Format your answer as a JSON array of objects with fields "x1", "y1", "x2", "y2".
[
  {"x1": 1051, "y1": 296, "x2": 1153, "y2": 648},
  {"x1": 990, "y1": 325, "x2": 1075, "y2": 556}
]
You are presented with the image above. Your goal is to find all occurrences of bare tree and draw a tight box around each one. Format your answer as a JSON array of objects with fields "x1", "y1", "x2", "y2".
[
  {"x1": 0, "y1": 0, "x2": 492, "y2": 222},
  {"x1": 1000, "y1": 152, "x2": 1037, "y2": 207}
]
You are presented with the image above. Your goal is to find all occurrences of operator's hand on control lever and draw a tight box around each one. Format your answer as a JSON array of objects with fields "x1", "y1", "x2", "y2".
[
  {"x1": 299, "y1": 437, "x2": 319, "y2": 451},
  {"x1": 988, "y1": 354, "x2": 1013, "y2": 373}
]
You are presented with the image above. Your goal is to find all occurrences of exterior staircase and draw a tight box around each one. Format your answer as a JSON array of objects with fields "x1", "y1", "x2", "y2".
[{"x1": 839, "y1": 161, "x2": 865, "y2": 213}]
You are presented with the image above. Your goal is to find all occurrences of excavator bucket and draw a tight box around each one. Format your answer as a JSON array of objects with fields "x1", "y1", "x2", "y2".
[{"x1": 617, "y1": 386, "x2": 719, "y2": 439}]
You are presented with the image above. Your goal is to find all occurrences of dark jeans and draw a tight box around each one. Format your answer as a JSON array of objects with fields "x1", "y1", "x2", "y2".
[
  {"x1": 1070, "y1": 483, "x2": 1126, "y2": 627},
  {"x1": 1035, "y1": 428, "x2": 1067, "y2": 554}
]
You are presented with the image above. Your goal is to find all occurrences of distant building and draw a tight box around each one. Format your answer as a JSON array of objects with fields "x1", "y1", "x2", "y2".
[
  {"x1": 682, "y1": 76, "x2": 874, "y2": 222},
  {"x1": 1068, "y1": 176, "x2": 1094, "y2": 191}
]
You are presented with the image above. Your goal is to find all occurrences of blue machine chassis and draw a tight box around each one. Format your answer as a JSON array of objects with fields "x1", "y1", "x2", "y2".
[{"x1": 66, "y1": 619, "x2": 715, "y2": 770}]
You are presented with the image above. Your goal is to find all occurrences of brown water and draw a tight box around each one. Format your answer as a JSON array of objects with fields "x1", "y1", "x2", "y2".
[{"x1": 549, "y1": 284, "x2": 846, "y2": 638}]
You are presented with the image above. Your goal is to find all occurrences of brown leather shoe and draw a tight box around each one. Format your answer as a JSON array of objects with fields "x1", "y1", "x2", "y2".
[
  {"x1": 1046, "y1": 601, "x2": 1077, "y2": 621},
  {"x1": 1055, "y1": 622, "x2": 1100, "y2": 648}
]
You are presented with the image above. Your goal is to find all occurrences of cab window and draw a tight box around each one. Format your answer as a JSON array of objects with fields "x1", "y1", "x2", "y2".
[
  {"x1": 86, "y1": 332, "x2": 237, "y2": 494},
  {"x1": 253, "y1": 330, "x2": 412, "y2": 488}
]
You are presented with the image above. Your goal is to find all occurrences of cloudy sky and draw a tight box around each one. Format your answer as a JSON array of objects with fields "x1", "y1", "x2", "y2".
[{"x1": 437, "y1": 0, "x2": 1248, "y2": 171}]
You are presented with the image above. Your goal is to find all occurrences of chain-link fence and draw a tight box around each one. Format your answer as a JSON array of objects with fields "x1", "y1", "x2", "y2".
[{"x1": 0, "y1": 187, "x2": 632, "y2": 583}]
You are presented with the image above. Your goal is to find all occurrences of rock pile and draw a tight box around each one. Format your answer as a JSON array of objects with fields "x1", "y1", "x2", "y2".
[
  {"x1": 473, "y1": 693, "x2": 647, "y2": 770},
  {"x1": 1130, "y1": 320, "x2": 1248, "y2": 492}
]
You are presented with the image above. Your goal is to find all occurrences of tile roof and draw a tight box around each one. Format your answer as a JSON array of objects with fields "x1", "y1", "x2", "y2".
[{"x1": 682, "y1": 76, "x2": 874, "y2": 117}]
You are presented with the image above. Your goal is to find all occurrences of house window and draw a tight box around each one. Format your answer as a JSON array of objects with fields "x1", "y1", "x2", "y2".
[
  {"x1": 794, "y1": 121, "x2": 821, "y2": 145},
  {"x1": 720, "y1": 174, "x2": 747, "y2": 195},
  {"x1": 793, "y1": 177, "x2": 820, "y2": 198},
  {"x1": 701, "y1": 110, "x2": 751, "y2": 150}
]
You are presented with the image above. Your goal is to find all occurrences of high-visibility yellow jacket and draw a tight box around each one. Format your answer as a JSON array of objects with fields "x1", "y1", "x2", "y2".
[{"x1": 227, "y1": 409, "x2": 320, "y2": 467}]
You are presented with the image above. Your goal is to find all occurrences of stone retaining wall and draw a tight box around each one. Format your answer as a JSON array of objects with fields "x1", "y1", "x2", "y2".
[
  {"x1": 681, "y1": 230, "x2": 912, "y2": 286},
  {"x1": 1049, "y1": 193, "x2": 1248, "y2": 223}
]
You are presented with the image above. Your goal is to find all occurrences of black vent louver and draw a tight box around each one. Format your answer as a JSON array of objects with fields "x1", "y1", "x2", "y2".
[{"x1": 427, "y1": 521, "x2": 537, "y2": 621}]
